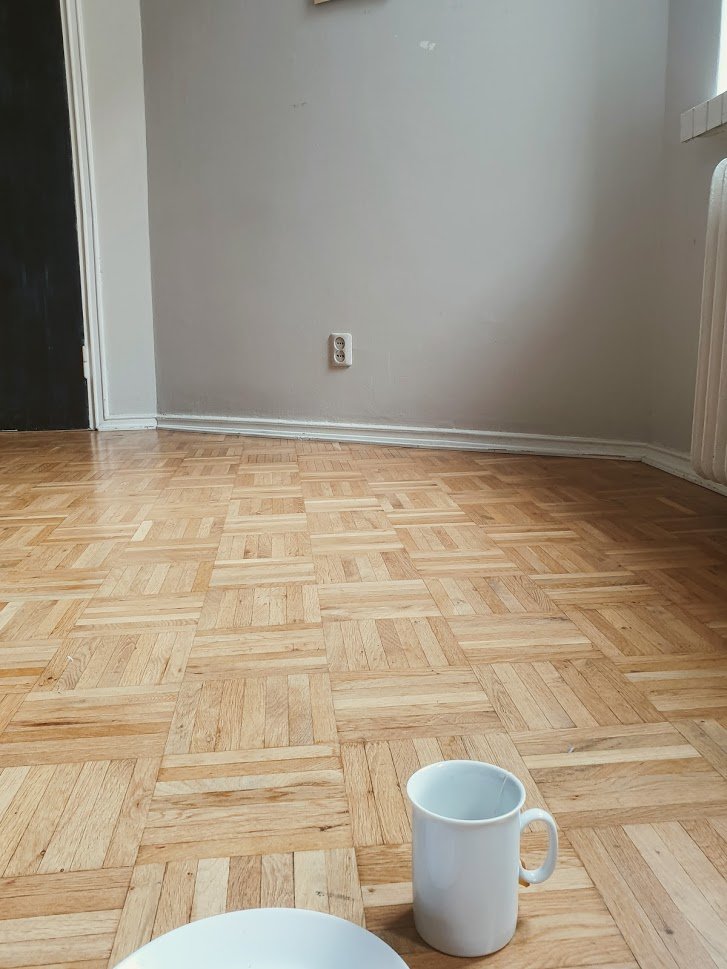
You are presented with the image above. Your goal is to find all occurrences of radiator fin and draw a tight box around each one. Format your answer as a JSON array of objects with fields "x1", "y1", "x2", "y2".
[{"x1": 692, "y1": 158, "x2": 727, "y2": 485}]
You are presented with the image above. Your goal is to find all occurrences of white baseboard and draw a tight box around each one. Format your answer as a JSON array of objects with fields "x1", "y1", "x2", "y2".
[
  {"x1": 641, "y1": 444, "x2": 727, "y2": 496},
  {"x1": 106, "y1": 412, "x2": 727, "y2": 496},
  {"x1": 98, "y1": 415, "x2": 158, "y2": 431},
  {"x1": 157, "y1": 413, "x2": 646, "y2": 459}
]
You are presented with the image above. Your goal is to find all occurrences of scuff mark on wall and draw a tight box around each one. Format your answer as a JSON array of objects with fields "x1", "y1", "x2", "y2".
[{"x1": 419, "y1": 40, "x2": 436, "y2": 52}]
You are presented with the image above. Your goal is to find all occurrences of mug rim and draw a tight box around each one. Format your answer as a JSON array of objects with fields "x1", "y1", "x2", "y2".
[{"x1": 406, "y1": 759, "x2": 526, "y2": 826}]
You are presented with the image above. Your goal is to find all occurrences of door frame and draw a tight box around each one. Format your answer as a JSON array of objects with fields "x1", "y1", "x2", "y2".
[{"x1": 59, "y1": 0, "x2": 104, "y2": 430}]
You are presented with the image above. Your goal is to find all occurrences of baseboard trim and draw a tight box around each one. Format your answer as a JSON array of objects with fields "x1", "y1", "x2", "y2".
[
  {"x1": 98, "y1": 415, "x2": 158, "y2": 431},
  {"x1": 112, "y1": 412, "x2": 727, "y2": 496},
  {"x1": 641, "y1": 444, "x2": 727, "y2": 496},
  {"x1": 157, "y1": 412, "x2": 646, "y2": 459}
]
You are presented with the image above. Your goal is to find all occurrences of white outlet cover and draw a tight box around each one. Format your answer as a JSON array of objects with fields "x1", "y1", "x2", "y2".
[{"x1": 330, "y1": 332, "x2": 352, "y2": 367}]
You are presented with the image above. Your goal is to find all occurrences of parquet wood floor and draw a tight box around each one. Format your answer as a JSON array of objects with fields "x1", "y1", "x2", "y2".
[{"x1": 0, "y1": 430, "x2": 726, "y2": 968}]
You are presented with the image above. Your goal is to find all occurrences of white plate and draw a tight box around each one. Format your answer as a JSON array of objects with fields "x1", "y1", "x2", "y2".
[{"x1": 115, "y1": 907, "x2": 409, "y2": 968}]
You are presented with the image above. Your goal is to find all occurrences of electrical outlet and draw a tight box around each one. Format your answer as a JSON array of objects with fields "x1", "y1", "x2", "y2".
[{"x1": 330, "y1": 332, "x2": 352, "y2": 367}]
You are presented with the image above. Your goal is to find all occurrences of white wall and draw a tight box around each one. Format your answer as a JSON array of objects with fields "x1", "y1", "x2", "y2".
[
  {"x1": 141, "y1": 0, "x2": 668, "y2": 441},
  {"x1": 79, "y1": 0, "x2": 156, "y2": 424},
  {"x1": 650, "y1": 0, "x2": 727, "y2": 453}
]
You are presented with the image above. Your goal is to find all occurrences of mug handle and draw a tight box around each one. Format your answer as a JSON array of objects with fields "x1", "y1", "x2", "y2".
[{"x1": 518, "y1": 808, "x2": 558, "y2": 885}]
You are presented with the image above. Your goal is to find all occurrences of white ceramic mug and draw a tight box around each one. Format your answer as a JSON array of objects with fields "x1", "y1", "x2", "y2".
[{"x1": 407, "y1": 760, "x2": 558, "y2": 958}]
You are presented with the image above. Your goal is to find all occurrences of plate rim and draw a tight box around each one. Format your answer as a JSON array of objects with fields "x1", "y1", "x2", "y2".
[{"x1": 115, "y1": 905, "x2": 409, "y2": 968}]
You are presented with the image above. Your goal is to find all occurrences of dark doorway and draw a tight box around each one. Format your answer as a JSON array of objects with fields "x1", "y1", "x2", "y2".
[{"x1": 0, "y1": 0, "x2": 89, "y2": 430}]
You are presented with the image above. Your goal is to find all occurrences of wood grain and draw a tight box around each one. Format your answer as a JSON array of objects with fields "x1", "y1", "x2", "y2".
[{"x1": 0, "y1": 430, "x2": 725, "y2": 967}]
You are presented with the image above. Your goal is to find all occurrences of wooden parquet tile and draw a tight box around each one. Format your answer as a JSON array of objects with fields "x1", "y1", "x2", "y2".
[
  {"x1": 318, "y1": 579, "x2": 438, "y2": 620},
  {"x1": 323, "y1": 617, "x2": 467, "y2": 671},
  {"x1": 0, "y1": 597, "x2": 90, "y2": 642},
  {"x1": 186, "y1": 627, "x2": 327, "y2": 678},
  {"x1": 213, "y1": 550, "x2": 315, "y2": 583},
  {"x1": 475, "y1": 657, "x2": 662, "y2": 730},
  {"x1": 0, "y1": 868, "x2": 129, "y2": 968},
  {"x1": 566, "y1": 602, "x2": 726, "y2": 660},
  {"x1": 571, "y1": 823, "x2": 727, "y2": 969},
  {"x1": 73, "y1": 594, "x2": 204, "y2": 633},
  {"x1": 38, "y1": 632, "x2": 193, "y2": 690},
  {"x1": 0, "y1": 687, "x2": 176, "y2": 765},
  {"x1": 95, "y1": 563, "x2": 213, "y2": 598},
  {"x1": 314, "y1": 549, "x2": 419, "y2": 585},
  {"x1": 121, "y1": 517, "x2": 224, "y2": 563},
  {"x1": 450, "y1": 613, "x2": 597, "y2": 663},
  {"x1": 165, "y1": 673, "x2": 336, "y2": 753},
  {"x1": 0, "y1": 430, "x2": 726, "y2": 968},
  {"x1": 198, "y1": 585, "x2": 320, "y2": 632},
  {"x1": 137, "y1": 744, "x2": 351, "y2": 864},
  {"x1": 0, "y1": 758, "x2": 157, "y2": 875},
  {"x1": 109, "y1": 847, "x2": 363, "y2": 965},
  {"x1": 426, "y1": 571, "x2": 559, "y2": 615},
  {"x1": 332, "y1": 669, "x2": 500, "y2": 741},
  {"x1": 624, "y1": 660, "x2": 727, "y2": 719},
  {"x1": 515, "y1": 722, "x2": 727, "y2": 826}
]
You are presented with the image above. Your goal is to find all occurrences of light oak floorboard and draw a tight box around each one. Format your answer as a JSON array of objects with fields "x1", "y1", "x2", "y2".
[{"x1": 0, "y1": 431, "x2": 725, "y2": 968}]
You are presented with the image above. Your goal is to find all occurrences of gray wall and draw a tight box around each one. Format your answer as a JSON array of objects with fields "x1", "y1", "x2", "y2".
[
  {"x1": 142, "y1": 0, "x2": 668, "y2": 439},
  {"x1": 651, "y1": 0, "x2": 727, "y2": 452}
]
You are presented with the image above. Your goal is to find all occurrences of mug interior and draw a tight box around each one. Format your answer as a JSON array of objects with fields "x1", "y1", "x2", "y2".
[{"x1": 407, "y1": 760, "x2": 524, "y2": 822}]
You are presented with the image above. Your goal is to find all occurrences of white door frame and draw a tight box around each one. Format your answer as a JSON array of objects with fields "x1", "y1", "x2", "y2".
[{"x1": 59, "y1": 0, "x2": 107, "y2": 430}]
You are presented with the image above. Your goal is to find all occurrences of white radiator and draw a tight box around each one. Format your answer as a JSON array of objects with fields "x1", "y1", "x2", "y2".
[{"x1": 692, "y1": 158, "x2": 727, "y2": 485}]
